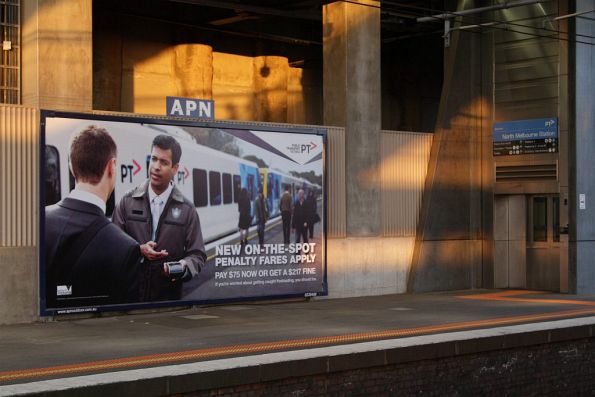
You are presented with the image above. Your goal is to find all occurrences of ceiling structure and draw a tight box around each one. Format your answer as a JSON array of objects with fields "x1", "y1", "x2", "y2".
[{"x1": 94, "y1": 0, "x2": 452, "y2": 68}]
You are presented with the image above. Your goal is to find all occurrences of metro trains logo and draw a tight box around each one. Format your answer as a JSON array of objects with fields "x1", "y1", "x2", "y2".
[{"x1": 286, "y1": 141, "x2": 318, "y2": 154}]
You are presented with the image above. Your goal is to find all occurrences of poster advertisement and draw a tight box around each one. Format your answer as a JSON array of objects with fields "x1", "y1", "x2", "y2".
[{"x1": 41, "y1": 112, "x2": 326, "y2": 315}]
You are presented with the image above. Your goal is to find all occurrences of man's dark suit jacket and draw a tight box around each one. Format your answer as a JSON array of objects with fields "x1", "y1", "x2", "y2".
[{"x1": 45, "y1": 197, "x2": 141, "y2": 309}]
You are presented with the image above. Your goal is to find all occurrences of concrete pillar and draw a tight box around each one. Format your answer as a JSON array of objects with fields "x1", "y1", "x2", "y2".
[
  {"x1": 323, "y1": 0, "x2": 381, "y2": 236},
  {"x1": 253, "y1": 56, "x2": 289, "y2": 123},
  {"x1": 212, "y1": 52, "x2": 255, "y2": 121},
  {"x1": 288, "y1": 67, "x2": 305, "y2": 124},
  {"x1": 408, "y1": 0, "x2": 492, "y2": 292},
  {"x1": 172, "y1": 44, "x2": 213, "y2": 99},
  {"x1": 569, "y1": 0, "x2": 595, "y2": 294},
  {"x1": 22, "y1": 0, "x2": 93, "y2": 111}
]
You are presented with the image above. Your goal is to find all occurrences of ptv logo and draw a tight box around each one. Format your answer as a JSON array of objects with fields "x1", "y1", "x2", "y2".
[
  {"x1": 301, "y1": 141, "x2": 318, "y2": 154},
  {"x1": 120, "y1": 160, "x2": 142, "y2": 183},
  {"x1": 288, "y1": 141, "x2": 318, "y2": 154}
]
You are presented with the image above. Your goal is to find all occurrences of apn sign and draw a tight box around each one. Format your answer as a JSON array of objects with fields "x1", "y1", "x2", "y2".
[{"x1": 166, "y1": 96, "x2": 214, "y2": 119}]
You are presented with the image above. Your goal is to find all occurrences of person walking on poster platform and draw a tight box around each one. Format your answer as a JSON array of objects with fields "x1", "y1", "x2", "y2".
[
  {"x1": 113, "y1": 134, "x2": 206, "y2": 302},
  {"x1": 279, "y1": 188, "x2": 293, "y2": 244},
  {"x1": 254, "y1": 188, "x2": 269, "y2": 245},
  {"x1": 238, "y1": 187, "x2": 252, "y2": 250},
  {"x1": 292, "y1": 189, "x2": 311, "y2": 244},
  {"x1": 306, "y1": 190, "x2": 319, "y2": 239},
  {"x1": 45, "y1": 126, "x2": 141, "y2": 309}
]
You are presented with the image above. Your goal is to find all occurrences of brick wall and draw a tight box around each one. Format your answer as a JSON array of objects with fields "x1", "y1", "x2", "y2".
[{"x1": 179, "y1": 338, "x2": 595, "y2": 396}]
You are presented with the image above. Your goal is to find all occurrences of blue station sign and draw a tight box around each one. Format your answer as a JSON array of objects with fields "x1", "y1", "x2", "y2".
[{"x1": 493, "y1": 118, "x2": 558, "y2": 156}]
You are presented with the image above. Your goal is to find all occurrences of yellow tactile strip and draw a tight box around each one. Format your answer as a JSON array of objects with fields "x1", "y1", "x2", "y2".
[
  {"x1": 2, "y1": 291, "x2": 595, "y2": 383},
  {"x1": 460, "y1": 289, "x2": 595, "y2": 306}
]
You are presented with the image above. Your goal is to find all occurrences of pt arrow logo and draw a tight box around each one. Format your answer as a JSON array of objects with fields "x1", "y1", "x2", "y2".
[
  {"x1": 132, "y1": 159, "x2": 141, "y2": 176},
  {"x1": 121, "y1": 159, "x2": 142, "y2": 183}
]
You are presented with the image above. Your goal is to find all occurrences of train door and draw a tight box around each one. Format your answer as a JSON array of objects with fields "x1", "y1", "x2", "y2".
[
  {"x1": 526, "y1": 195, "x2": 560, "y2": 291},
  {"x1": 44, "y1": 146, "x2": 62, "y2": 206}
]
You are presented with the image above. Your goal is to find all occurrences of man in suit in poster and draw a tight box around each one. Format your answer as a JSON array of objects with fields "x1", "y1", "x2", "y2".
[
  {"x1": 292, "y1": 189, "x2": 311, "y2": 244},
  {"x1": 45, "y1": 126, "x2": 141, "y2": 309}
]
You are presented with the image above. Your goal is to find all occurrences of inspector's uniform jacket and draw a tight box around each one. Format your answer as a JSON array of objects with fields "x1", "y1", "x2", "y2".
[{"x1": 113, "y1": 180, "x2": 206, "y2": 302}]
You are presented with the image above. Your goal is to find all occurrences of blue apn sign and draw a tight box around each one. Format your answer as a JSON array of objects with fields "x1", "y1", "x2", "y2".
[
  {"x1": 493, "y1": 118, "x2": 558, "y2": 156},
  {"x1": 166, "y1": 96, "x2": 214, "y2": 119}
]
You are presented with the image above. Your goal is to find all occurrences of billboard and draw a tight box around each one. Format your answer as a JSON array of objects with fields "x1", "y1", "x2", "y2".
[{"x1": 40, "y1": 111, "x2": 326, "y2": 315}]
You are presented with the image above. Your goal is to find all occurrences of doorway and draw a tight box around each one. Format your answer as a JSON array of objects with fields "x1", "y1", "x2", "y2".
[
  {"x1": 526, "y1": 195, "x2": 560, "y2": 291},
  {"x1": 494, "y1": 194, "x2": 560, "y2": 291}
]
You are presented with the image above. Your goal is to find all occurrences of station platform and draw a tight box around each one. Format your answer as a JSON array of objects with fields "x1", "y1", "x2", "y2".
[{"x1": 1, "y1": 290, "x2": 595, "y2": 396}]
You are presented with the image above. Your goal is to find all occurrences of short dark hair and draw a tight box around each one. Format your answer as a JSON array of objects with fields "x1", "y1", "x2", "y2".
[
  {"x1": 152, "y1": 134, "x2": 181, "y2": 165},
  {"x1": 70, "y1": 126, "x2": 116, "y2": 185}
]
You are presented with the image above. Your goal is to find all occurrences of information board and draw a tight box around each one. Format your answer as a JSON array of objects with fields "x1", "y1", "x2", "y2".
[{"x1": 493, "y1": 118, "x2": 558, "y2": 156}]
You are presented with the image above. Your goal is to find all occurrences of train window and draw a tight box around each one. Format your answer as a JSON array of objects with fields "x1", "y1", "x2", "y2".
[
  {"x1": 209, "y1": 171, "x2": 222, "y2": 206},
  {"x1": 192, "y1": 169, "x2": 208, "y2": 207},
  {"x1": 45, "y1": 146, "x2": 61, "y2": 205},
  {"x1": 233, "y1": 175, "x2": 241, "y2": 203},
  {"x1": 222, "y1": 173, "x2": 232, "y2": 204},
  {"x1": 267, "y1": 174, "x2": 273, "y2": 198},
  {"x1": 248, "y1": 174, "x2": 255, "y2": 199}
]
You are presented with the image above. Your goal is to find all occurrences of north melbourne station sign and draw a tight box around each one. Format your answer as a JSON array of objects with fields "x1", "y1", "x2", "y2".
[{"x1": 493, "y1": 118, "x2": 558, "y2": 156}]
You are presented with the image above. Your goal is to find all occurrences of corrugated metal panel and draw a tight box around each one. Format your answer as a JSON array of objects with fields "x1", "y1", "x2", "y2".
[
  {"x1": 326, "y1": 127, "x2": 346, "y2": 238},
  {"x1": 0, "y1": 105, "x2": 38, "y2": 247},
  {"x1": 380, "y1": 130, "x2": 432, "y2": 237}
]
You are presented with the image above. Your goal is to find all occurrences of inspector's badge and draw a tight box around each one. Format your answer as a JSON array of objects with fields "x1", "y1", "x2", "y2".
[{"x1": 171, "y1": 207, "x2": 182, "y2": 219}]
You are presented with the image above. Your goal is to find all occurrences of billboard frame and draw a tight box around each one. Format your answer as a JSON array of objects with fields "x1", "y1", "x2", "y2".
[{"x1": 39, "y1": 110, "x2": 328, "y2": 316}]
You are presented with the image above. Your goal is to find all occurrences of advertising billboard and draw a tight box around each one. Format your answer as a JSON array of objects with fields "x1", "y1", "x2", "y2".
[{"x1": 41, "y1": 111, "x2": 326, "y2": 315}]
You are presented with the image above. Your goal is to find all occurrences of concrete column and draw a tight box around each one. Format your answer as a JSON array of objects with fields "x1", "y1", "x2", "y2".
[
  {"x1": 253, "y1": 56, "x2": 289, "y2": 123},
  {"x1": 22, "y1": 0, "x2": 92, "y2": 111},
  {"x1": 212, "y1": 52, "x2": 255, "y2": 121},
  {"x1": 569, "y1": 0, "x2": 595, "y2": 294},
  {"x1": 288, "y1": 67, "x2": 305, "y2": 124},
  {"x1": 408, "y1": 0, "x2": 492, "y2": 292},
  {"x1": 172, "y1": 44, "x2": 213, "y2": 99},
  {"x1": 323, "y1": 0, "x2": 381, "y2": 236}
]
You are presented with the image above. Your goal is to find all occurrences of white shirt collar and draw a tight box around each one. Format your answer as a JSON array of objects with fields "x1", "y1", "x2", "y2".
[
  {"x1": 69, "y1": 189, "x2": 106, "y2": 214},
  {"x1": 148, "y1": 182, "x2": 173, "y2": 206}
]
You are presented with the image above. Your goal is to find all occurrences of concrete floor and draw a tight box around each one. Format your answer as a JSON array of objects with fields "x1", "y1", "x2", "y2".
[{"x1": 1, "y1": 290, "x2": 595, "y2": 385}]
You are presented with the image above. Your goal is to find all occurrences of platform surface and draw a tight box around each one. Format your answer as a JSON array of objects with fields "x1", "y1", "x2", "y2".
[{"x1": 1, "y1": 289, "x2": 595, "y2": 387}]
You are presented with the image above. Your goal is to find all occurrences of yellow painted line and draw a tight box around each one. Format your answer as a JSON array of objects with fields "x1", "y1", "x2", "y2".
[
  {"x1": 459, "y1": 290, "x2": 595, "y2": 306},
  {"x1": 2, "y1": 306, "x2": 595, "y2": 382}
]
